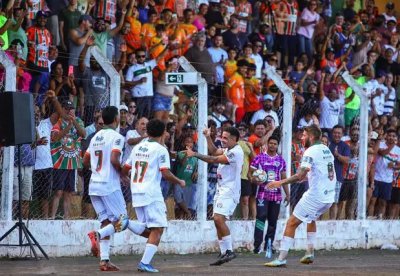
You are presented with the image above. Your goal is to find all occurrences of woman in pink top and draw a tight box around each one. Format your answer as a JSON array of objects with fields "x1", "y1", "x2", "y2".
[{"x1": 297, "y1": 0, "x2": 320, "y2": 62}]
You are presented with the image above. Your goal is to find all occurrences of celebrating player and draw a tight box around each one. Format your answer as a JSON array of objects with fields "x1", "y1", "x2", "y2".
[
  {"x1": 185, "y1": 126, "x2": 244, "y2": 266},
  {"x1": 84, "y1": 106, "x2": 147, "y2": 271},
  {"x1": 122, "y1": 119, "x2": 185, "y2": 273},
  {"x1": 264, "y1": 124, "x2": 336, "y2": 267}
]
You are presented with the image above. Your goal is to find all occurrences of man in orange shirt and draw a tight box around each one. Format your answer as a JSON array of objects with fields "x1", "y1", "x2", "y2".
[
  {"x1": 248, "y1": 119, "x2": 268, "y2": 155},
  {"x1": 225, "y1": 59, "x2": 248, "y2": 124},
  {"x1": 174, "y1": 9, "x2": 198, "y2": 55},
  {"x1": 244, "y1": 63, "x2": 262, "y2": 124}
]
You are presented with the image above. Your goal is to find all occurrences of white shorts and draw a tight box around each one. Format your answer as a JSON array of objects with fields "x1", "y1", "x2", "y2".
[
  {"x1": 13, "y1": 166, "x2": 33, "y2": 201},
  {"x1": 91, "y1": 190, "x2": 127, "y2": 223},
  {"x1": 213, "y1": 197, "x2": 237, "y2": 219},
  {"x1": 135, "y1": 201, "x2": 168, "y2": 228},
  {"x1": 293, "y1": 196, "x2": 332, "y2": 224}
]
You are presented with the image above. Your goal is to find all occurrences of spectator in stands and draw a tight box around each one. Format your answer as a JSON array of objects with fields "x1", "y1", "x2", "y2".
[
  {"x1": 59, "y1": 0, "x2": 82, "y2": 53},
  {"x1": 248, "y1": 23, "x2": 274, "y2": 55},
  {"x1": 338, "y1": 125, "x2": 359, "y2": 219},
  {"x1": 50, "y1": 100, "x2": 86, "y2": 219},
  {"x1": 119, "y1": 104, "x2": 133, "y2": 137},
  {"x1": 125, "y1": 47, "x2": 168, "y2": 119},
  {"x1": 297, "y1": 0, "x2": 320, "y2": 62},
  {"x1": 243, "y1": 62, "x2": 261, "y2": 124},
  {"x1": 368, "y1": 129, "x2": 400, "y2": 219},
  {"x1": 68, "y1": 14, "x2": 93, "y2": 68},
  {"x1": 124, "y1": 117, "x2": 149, "y2": 163},
  {"x1": 79, "y1": 37, "x2": 110, "y2": 125},
  {"x1": 50, "y1": 61, "x2": 77, "y2": 104},
  {"x1": 251, "y1": 94, "x2": 279, "y2": 127},
  {"x1": 126, "y1": 100, "x2": 137, "y2": 126},
  {"x1": 208, "y1": 101, "x2": 228, "y2": 130},
  {"x1": 208, "y1": 34, "x2": 228, "y2": 102},
  {"x1": 329, "y1": 125, "x2": 351, "y2": 220},
  {"x1": 238, "y1": 125, "x2": 255, "y2": 221},
  {"x1": 224, "y1": 59, "x2": 247, "y2": 123},
  {"x1": 319, "y1": 72, "x2": 341, "y2": 136},
  {"x1": 222, "y1": 15, "x2": 248, "y2": 50},
  {"x1": 248, "y1": 119, "x2": 268, "y2": 155},
  {"x1": 9, "y1": 7, "x2": 28, "y2": 61}
]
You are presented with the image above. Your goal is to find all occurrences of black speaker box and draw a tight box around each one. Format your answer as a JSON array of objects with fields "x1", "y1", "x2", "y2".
[{"x1": 0, "y1": 92, "x2": 35, "y2": 146}]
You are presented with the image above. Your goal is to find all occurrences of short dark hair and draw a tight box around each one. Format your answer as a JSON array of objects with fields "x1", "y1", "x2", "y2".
[
  {"x1": 223, "y1": 126, "x2": 240, "y2": 142},
  {"x1": 102, "y1": 106, "x2": 119, "y2": 125},
  {"x1": 305, "y1": 124, "x2": 322, "y2": 140},
  {"x1": 254, "y1": 119, "x2": 266, "y2": 128},
  {"x1": 208, "y1": 119, "x2": 217, "y2": 128},
  {"x1": 268, "y1": 135, "x2": 280, "y2": 144},
  {"x1": 332, "y1": 125, "x2": 344, "y2": 132},
  {"x1": 147, "y1": 119, "x2": 166, "y2": 138},
  {"x1": 386, "y1": 128, "x2": 397, "y2": 136}
]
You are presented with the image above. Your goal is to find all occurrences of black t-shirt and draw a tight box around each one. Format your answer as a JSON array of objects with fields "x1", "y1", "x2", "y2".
[
  {"x1": 205, "y1": 10, "x2": 224, "y2": 28},
  {"x1": 222, "y1": 30, "x2": 248, "y2": 50},
  {"x1": 375, "y1": 57, "x2": 400, "y2": 76}
]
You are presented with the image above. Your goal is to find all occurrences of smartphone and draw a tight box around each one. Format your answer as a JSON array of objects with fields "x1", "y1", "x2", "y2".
[
  {"x1": 172, "y1": 13, "x2": 177, "y2": 19},
  {"x1": 68, "y1": 65, "x2": 74, "y2": 76}
]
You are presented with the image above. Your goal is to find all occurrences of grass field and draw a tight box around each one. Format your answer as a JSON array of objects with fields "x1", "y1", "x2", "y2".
[{"x1": 1, "y1": 249, "x2": 400, "y2": 275}]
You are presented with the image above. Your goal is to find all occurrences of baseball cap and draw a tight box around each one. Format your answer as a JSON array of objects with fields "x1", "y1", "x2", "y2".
[
  {"x1": 62, "y1": 100, "x2": 74, "y2": 109},
  {"x1": 119, "y1": 104, "x2": 128, "y2": 112},
  {"x1": 79, "y1": 14, "x2": 94, "y2": 23},
  {"x1": 386, "y1": 2, "x2": 395, "y2": 9},
  {"x1": 36, "y1": 10, "x2": 49, "y2": 18},
  {"x1": 370, "y1": 131, "x2": 379, "y2": 140},
  {"x1": 262, "y1": 94, "x2": 274, "y2": 101}
]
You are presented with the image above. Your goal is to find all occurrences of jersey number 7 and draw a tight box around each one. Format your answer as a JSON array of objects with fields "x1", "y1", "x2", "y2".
[
  {"x1": 133, "y1": 161, "x2": 149, "y2": 183},
  {"x1": 95, "y1": 150, "x2": 103, "y2": 172}
]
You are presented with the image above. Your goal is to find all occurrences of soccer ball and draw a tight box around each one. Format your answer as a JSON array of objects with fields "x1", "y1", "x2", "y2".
[{"x1": 252, "y1": 169, "x2": 268, "y2": 183}]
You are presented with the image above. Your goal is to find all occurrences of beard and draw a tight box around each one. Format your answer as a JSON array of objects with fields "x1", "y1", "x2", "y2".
[{"x1": 304, "y1": 138, "x2": 311, "y2": 148}]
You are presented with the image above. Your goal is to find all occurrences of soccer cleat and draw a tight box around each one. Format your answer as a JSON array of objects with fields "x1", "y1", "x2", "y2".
[
  {"x1": 137, "y1": 262, "x2": 159, "y2": 273},
  {"x1": 300, "y1": 254, "x2": 314, "y2": 264},
  {"x1": 210, "y1": 250, "x2": 236, "y2": 266},
  {"x1": 88, "y1": 231, "x2": 100, "y2": 257},
  {"x1": 264, "y1": 259, "x2": 287, "y2": 267},
  {"x1": 99, "y1": 260, "x2": 120, "y2": 271},
  {"x1": 115, "y1": 214, "x2": 129, "y2": 232}
]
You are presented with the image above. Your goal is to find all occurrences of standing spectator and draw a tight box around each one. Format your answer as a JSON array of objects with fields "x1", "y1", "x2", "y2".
[
  {"x1": 222, "y1": 15, "x2": 248, "y2": 50},
  {"x1": 50, "y1": 100, "x2": 86, "y2": 219},
  {"x1": 176, "y1": 9, "x2": 198, "y2": 54},
  {"x1": 208, "y1": 102, "x2": 228, "y2": 129},
  {"x1": 224, "y1": 59, "x2": 247, "y2": 123},
  {"x1": 49, "y1": 61, "x2": 77, "y2": 104},
  {"x1": 390, "y1": 167, "x2": 400, "y2": 219},
  {"x1": 235, "y1": 0, "x2": 252, "y2": 34},
  {"x1": 274, "y1": 0, "x2": 299, "y2": 68},
  {"x1": 9, "y1": 8, "x2": 28, "y2": 60},
  {"x1": 250, "y1": 135, "x2": 288, "y2": 254},
  {"x1": 207, "y1": 34, "x2": 228, "y2": 102},
  {"x1": 368, "y1": 129, "x2": 400, "y2": 219},
  {"x1": 125, "y1": 47, "x2": 168, "y2": 119},
  {"x1": 0, "y1": 2, "x2": 13, "y2": 50},
  {"x1": 238, "y1": 124, "x2": 255, "y2": 220},
  {"x1": 68, "y1": 14, "x2": 93, "y2": 68},
  {"x1": 59, "y1": 0, "x2": 82, "y2": 53},
  {"x1": 45, "y1": 0, "x2": 68, "y2": 47},
  {"x1": 383, "y1": 73, "x2": 396, "y2": 116},
  {"x1": 79, "y1": 37, "x2": 110, "y2": 125},
  {"x1": 338, "y1": 126, "x2": 359, "y2": 219},
  {"x1": 119, "y1": 104, "x2": 133, "y2": 137},
  {"x1": 296, "y1": 0, "x2": 320, "y2": 62},
  {"x1": 123, "y1": 117, "x2": 149, "y2": 163},
  {"x1": 319, "y1": 73, "x2": 341, "y2": 136},
  {"x1": 126, "y1": 100, "x2": 137, "y2": 126},
  {"x1": 328, "y1": 125, "x2": 350, "y2": 220},
  {"x1": 248, "y1": 119, "x2": 268, "y2": 155},
  {"x1": 248, "y1": 23, "x2": 274, "y2": 54}
]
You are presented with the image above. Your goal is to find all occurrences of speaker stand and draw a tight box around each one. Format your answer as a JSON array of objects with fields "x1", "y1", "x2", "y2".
[{"x1": 0, "y1": 145, "x2": 49, "y2": 260}]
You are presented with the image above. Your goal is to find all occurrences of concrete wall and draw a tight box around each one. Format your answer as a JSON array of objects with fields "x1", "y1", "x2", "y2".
[{"x1": 0, "y1": 220, "x2": 399, "y2": 257}]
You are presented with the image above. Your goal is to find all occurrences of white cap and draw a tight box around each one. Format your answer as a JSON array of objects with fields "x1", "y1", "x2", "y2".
[
  {"x1": 119, "y1": 104, "x2": 128, "y2": 112},
  {"x1": 370, "y1": 131, "x2": 379, "y2": 140}
]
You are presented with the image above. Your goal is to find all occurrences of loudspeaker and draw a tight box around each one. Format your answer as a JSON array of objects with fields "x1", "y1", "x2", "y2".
[{"x1": 0, "y1": 92, "x2": 35, "y2": 146}]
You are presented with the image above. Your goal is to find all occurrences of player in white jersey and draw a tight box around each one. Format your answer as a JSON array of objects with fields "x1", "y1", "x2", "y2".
[
  {"x1": 122, "y1": 119, "x2": 185, "y2": 273},
  {"x1": 185, "y1": 126, "x2": 244, "y2": 266},
  {"x1": 265, "y1": 124, "x2": 336, "y2": 267},
  {"x1": 83, "y1": 107, "x2": 148, "y2": 272}
]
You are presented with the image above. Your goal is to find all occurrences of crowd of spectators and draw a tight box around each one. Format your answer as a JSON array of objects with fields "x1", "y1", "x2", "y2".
[{"x1": 0, "y1": 0, "x2": 399, "y2": 221}]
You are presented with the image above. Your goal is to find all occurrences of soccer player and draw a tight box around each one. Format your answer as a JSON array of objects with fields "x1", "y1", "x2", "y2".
[
  {"x1": 83, "y1": 106, "x2": 147, "y2": 271},
  {"x1": 264, "y1": 124, "x2": 336, "y2": 267},
  {"x1": 122, "y1": 119, "x2": 185, "y2": 273},
  {"x1": 185, "y1": 126, "x2": 244, "y2": 266}
]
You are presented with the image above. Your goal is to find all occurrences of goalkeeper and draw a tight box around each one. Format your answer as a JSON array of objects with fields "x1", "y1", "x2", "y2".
[{"x1": 249, "y1": 135, "x2": 288, "y2": 255}]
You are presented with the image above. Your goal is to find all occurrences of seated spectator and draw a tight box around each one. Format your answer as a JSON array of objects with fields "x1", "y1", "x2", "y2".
[{"x1": 250, "y1": 94, "x2": 279, "y2": 127}]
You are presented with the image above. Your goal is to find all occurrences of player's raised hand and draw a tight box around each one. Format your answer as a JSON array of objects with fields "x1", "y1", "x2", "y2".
[
  {"x1": 266, "y1": 180, "x2": 282, "y2": 190},
  {"x1": 203, "y1": 127, "x2": 211, "y2": 137}
]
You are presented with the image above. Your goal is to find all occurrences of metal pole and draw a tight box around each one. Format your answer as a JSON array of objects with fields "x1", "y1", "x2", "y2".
[
  {"x1": 341, "y1": 71, "x2": 368, "y2": 220},
  {"x1": 0, "y1": 49, "x2": 17, "y2": 221}
]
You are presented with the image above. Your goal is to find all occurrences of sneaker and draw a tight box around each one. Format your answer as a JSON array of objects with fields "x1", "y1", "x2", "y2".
[
  {"x1": 253, "y1": 248, "x2": 261, "y2": 254},
  {"x1": 115, "y1": 214, "x2": 129, "y2": 232},
  {"x1": 264, "y1": 259, "x2": 287, "y2": 267},
  {"x1": 137, "y1": 262, "x2": 159, "y2": 273},
  {"x1": 300, "y1": 254, "x2": 314, "y2": 264},
  {"x1": 88, "y1": 231, "x2": 100, "y2": 257},
  {"x1": 99, "y1": 260, "x2": 120, "y2": 271}
]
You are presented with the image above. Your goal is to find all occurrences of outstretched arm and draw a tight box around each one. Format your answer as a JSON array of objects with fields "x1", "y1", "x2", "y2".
[
  {"x1": 184, "y1": 147, "x2": 228, "y2": 164},
  {"x1": 267, "y1": 167, "x2": 308, "y2": 189}
]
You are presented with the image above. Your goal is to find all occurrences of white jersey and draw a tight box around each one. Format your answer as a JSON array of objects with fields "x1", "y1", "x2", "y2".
[
  {"x1": 87, "y1": 129, "x2": 124, "y2": 196},
  {"x1": 215, "y1": 144, "x2": 244, "y2": 203},
  {"x1": 124, "y1": 140, "x2": 170, "y2": 207},
  {"x1": 300, "y1": 143, "x2": 336, "y2": 203},
  {"x1": 374, "y1": 142, "x2": 400, "y2": 183}
]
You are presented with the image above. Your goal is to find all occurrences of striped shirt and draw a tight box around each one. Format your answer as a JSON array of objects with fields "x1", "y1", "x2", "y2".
[
  {"x1": 26, "y1": 26, "x2": 52, "y2": 69},
  {"x1": 393, "y1": 170, "x2": 400, "y2": 188},
  {"x1": 95, "y1": 0, "x2": 117, "y2": 24},
  {"x1": 291, "y1": 141, "x2": 305, "y2": 175},
  {"x1": 275, "y1": 0, "x2": 298, "y2": 36},
  {"x1": 250, "y1": 153, "x2": 286, "y2": 202}
]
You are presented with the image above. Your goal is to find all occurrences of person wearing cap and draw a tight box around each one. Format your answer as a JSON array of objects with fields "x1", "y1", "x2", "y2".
[
  {"x1": 50, "y1": 99, "x2": 86, "y2": 219},
  {"x1": 68, "y1": 14, "x2": 94, "y2": 68},
  {"x1": 383, "y1": 2, "x2": 396, "y2": 24},
  {"x1": 26, "y1": 10, "x2": 52, "y2": 72},
  {"x1": 225, "y1": 59, "x2": 248, "y2": 123},
  {"x1": 59, "y1": 0, "x2": 82, "y2": 52},
  {"x1": 250, "y1": 93, "x2": 279, "y2": 127},
  {"x1": 119, "y1": 105, "x2": 133, "y2": 137}
]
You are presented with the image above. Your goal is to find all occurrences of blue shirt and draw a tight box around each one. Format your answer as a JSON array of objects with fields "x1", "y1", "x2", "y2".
[{"x1": 329, "y1": 140, "x2": 350, "y2": 182}]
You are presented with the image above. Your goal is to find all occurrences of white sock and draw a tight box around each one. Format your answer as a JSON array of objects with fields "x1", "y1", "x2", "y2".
[
  {"x1": 98, "y1": 224, "x2": 115, "y2": 239},
  {"x1": 222, "y1": 235, "x2": 233, "y2": 251},
  {"x1": 306, "y1": 232, "x2": 316, "y2": 255},
  {"x1": 127, "y1": 221, "x2": 146, "y2": 235},
  {"x1": 218, "y1": 240, "x2": 227, "y2": 254},
  {"x1": 100, "y1": 239, "x2": 110, "y2": 261},
  {"x1": 141, "y1": 244, "x2": 158, "y2": 265},
  {"x1": 278, "y1": 236, "x2": 294, "y2": 260}
]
